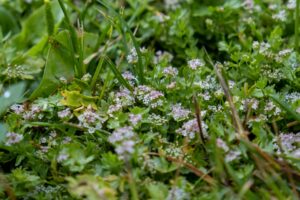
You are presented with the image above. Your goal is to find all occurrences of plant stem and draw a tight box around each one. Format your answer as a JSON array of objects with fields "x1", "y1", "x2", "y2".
[
  {"x1": 126, "y1": 161, "x2": 139, "y2": 200},
  {"x1": 296, "y1": 0, "x2": 299, "y2": 50},
  {"x1": 57, "y1": 0, "x2": 82, "y2": 77}
]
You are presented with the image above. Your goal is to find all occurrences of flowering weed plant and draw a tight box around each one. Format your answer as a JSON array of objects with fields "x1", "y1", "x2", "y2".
[{"x1": 0, "y1": 0, "x2": 300, "y2": 199}]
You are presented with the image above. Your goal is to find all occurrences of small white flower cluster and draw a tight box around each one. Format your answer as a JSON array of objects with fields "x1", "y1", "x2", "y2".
[
  {"x1": 81, "y1": 73, "x2": 91, "y2": 82},
  {"x1": 166, "y1": 187, "x2": 189, "y2": 200},
  {"x1": 57, "y1": 108, "x2": 72, "y2": 119},
  {"x1": 217, "y1": 138, "x2": 241, "y2": 162},
  {"x1": 5, "y1": 132, "x2": 23, "y2": 146},
  {"x1": 216, "y1": 138, "x2": 229, "y2": 152},
  {"x1": 129, "y1": 114, "x2": 142, "y2": 126},
  {"x1": 134, "y1": 85, "x2": 164, "y2": 108},
  {"x1": 165, "y1": 145, "x2": 182, "y2": 158},
  {"x1": 10, "y1": 104, "x2": 25, "y2": 114},
  {"x1": 287, "y1": 0, "x2": 296, "y2": 9},
  {"x1": 176, "y1": 119, "x2": 208, "y2": 140},
  {"x1": 199, "y1": 91, "x2": 211, "y2": 101},
  {"x1": 154, "y1": 13, "x2": 170, "y2": 23},
  {"x1": 38, "y1": 131, "x2": 58, "y2": 153},
  {"x1": 122, "y1": 71, "x2": 136, "y2": 85},
  {"x1": 115, "y1": 88, "x2": 135, "y2": 107},
  {"x1": 208, "y1": 105, "x2": 223, "y2": 112},
  {"x1": 264, "y1": 101, "x2": 281, "y2": 116},
  {"x1": 57, "y1": 152, "x2": 69, "y2": 163},
  {"x1": 126, "y1": 47, "x2": 146, "y2": 64},
  {"x1": 272, "y1": 10, "x2": 287, "y2": 22},
  {"x1": 261, "y1": 68, "x2": 284, "y2": 81},
  {"x1": 22, "y1": 104, "x2": 44, "y2": 120},
  {"x1": 253, "y1": 41, "x2": 271, "y2": 54},
  {"x1": 195, "y1": 75, "x2": 218, "y2": 90},
  {"x1": 225, "y1": 150, "x2": 241, "y2": 162},
  {"x1": 275, "y1": 49, "x2": 293, "y2": 63},
  {"x1": 170, "y1": 104, "x2": 190, "y2": 121},
  {"x1": 187, "y1": 59, "x2": 205, "y2": 70},
  {"x1": 11, "y1": 103, "x2": 44, "y2": 120},
  {"x1": 108, "y1": 88, "x2": 135, "y2": 116},
  {"x1": 108, "y1": 126, "x2": 136, "y2": 160},
  {"x1": 2, "y1": 65, "x2": 26, "y2": 79},
  {"x1": 127, "y1": 48, "x2": 138, "y2": 63},
  {"x1": 248, "y1": 114, "x2": 268, "y2": 125},
  {"x1": 148, "y1": 113, "x2": 168, "y2": 126},
  {"x1": 163, "y1": 66, "x2": 178, "y2": 77},
  {"x1": 285, "y1": 92, "x2": 300, "y2": 103},
  {"x1": 243, "y1": 0, "x2": 254, "y2": 10},
  {"x1": 164, "y1": 0, "x2": 180, "y2": 10},
  {"x1": 77, "y1": 105, "x2": 104, "y2": 134},
  {"x1": 274, "y1": 132, "x2": 300, "y2": 158},
  {"x1": 240, "y1": 98, "x2": 259, "y2": 111}
]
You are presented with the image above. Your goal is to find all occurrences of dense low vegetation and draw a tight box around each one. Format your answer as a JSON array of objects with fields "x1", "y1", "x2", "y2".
[{"x1": 0, "y1": 0, "x2": 300, "y2": 199}]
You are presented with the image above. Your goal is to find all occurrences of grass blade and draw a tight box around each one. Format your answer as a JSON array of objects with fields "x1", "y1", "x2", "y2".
[
  {"x1": 104, "y1": 56, "x2": 133, "y2": 91},
  {"x1": 269, "y1": 94, "x2": 300, "y2": 121},
  {"x1": 97, "y1": 0, "x2": 145, "y2": 84}
]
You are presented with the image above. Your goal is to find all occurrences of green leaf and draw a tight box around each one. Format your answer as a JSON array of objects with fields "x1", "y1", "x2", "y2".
[
  {"x1": 104, "y1": 56, "x2": 133, "y2": 91},
  {"x1": 0, "y1": 6, "x2": 19, "y2": 35},
  {"x1": 30, "y1": 30, "x2": 75, "y2": 99},
  {"x1": 147, "y1": 183, "x2": 168, "y2": 200},
  {"x1": 60, "y1": 90, "x2": 97, "y2": 109},
  {"x1": 11, "y1": 1, "x2": 63, "y2": 49},
  {"x1": 0, "y1": 82, "x2": 26, "y2": 116}
]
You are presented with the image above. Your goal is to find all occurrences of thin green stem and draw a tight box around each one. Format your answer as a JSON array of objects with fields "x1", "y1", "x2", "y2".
[
  {"x1": 57, "y1": 0, "x2": 83, "y2": 77},
  {"x1": 91, "y1": 57, "x2": 104, "y2": 90},
  {"x1": 126, "y1": 161, "x2": 139, "y2": 200},
  {"x1": 296, "y1": 0, "x2": 299, "y2": 50}
]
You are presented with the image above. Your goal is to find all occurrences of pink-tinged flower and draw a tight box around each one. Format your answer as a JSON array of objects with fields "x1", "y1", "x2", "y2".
[
  {"x1": 5, "y1": 132, "x2": 23, "y2": 146},
  {"x1": 170, "y1": 104, "x2": 190, "y2": 121},
  {"x1": 187, "y1": 59, "x2": 205, "y2": 70},
  {"x1": 129, "y1": 114, "x2": 142, "y2": 126},
  {"x1": 163, "y1": 66, "x2": 178, "y2": 77}
]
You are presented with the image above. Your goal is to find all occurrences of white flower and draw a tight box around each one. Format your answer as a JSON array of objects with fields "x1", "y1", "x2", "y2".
[
  {"x1": 187, "y1": 59, "x2": 205, "y2": 70},
  {"x1": 166, "y1": 187, "x2": 189, "y2": 200},
  {"x1": 272, "y1": 10, "x2": 287, "y2": 22},
  {"x1": 164, "y1": 0, "x2": 180, "y2": 10},
  {"x1": 127, "y1": 48, "x2": 138, "y2": 63},
  {"x1": 129, "y1": 114, "x2": 142, "y2": 126},
  {"x1": 243, "y1": 0, "x2": 254, "y2": 9},
  {"x1": 108, "y1": 126, "x2": 136, "y2": 160},
  {"x1": 10, "y1": 104, "x2": 25, "y2": 114},
  {"x1": 286, "y1": 92, "x2": 300, "y2": 103},
  {"x1": 176, "y1": 119, "x2": 208, "y2": 140},
  {"x1": 163, "y1": 66, "x2": 178, "y2": 77},
  {"x1": 134, "y1": 85, "x2": 164, "y2": 108},
  {"x1": 225, "y1": 150, "x2": 241, "y2": 162},
  {"x1": 57, "y1": 152, "x2": 69, "y2": 162},
  {"x1": 216, "y1": 138, "x2": 229, "y2": 152},
  {"x1": 57, "y1": 108, "x2": 72, "y2": 119},
  {"x1": 77, "y1": 105, "x2": 104, "y2": 133},
  {"x1": 170, "y1": 104, "x2": 190, "y2": 121},
  {"x1": 5, "y1": 132, "x2": 23, "y2": 146},
  {"x1": 287, "y1": 0, "x2": 296, "y2": 9}
]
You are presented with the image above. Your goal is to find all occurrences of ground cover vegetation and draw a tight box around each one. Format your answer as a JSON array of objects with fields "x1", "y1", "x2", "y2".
[{"x1": 0, "y1": 0, "x2": 300, "y2": 199}]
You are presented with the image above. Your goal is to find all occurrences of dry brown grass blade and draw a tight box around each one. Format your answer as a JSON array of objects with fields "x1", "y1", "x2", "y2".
[
  {"x1": 148, "y1": 152, "x2": 216, "y2": 186},
  {"x1": 204, "y1": 48, "x2": 247, "y2": 140},
  {"x1": 193, "y1": 95, "x2": 206, "y2": 144},
  {"x1": 0, "y1": 173, "x2": 16, "y2": 200}
]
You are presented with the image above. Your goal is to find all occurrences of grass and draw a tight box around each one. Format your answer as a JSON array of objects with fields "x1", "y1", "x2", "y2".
[{"x1": 0, "y1": 0, "x2": 300, "y2": 199}]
